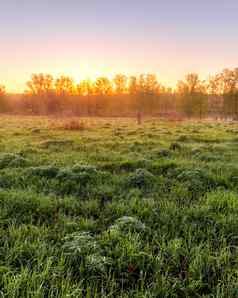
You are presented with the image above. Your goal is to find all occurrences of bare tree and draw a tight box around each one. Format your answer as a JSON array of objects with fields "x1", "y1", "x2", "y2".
[
  {"x1": 0, "y1": 85, "x2": 7, "y2": 112},
  {"x1": 77, "y1": 80, "x2": 94, "y2": 115},
  {"x1": 94, "y1": 77, "x2": 112, "y2": 96},
  {"x1": 177, "y1": 73, "x2": 208, "y2": 118},
  {"x1": 113, "y1": 74, "x2": 127, "y2": 94},
  {"x1": 55, "y1": 76, "x2": 75, "y2": 97},
  {"x1": 26, "y1": 74, "x2": 55, "y2": 114},
  {"x1": 210, "y1": 68, "x2": 238, "y2": 119}
]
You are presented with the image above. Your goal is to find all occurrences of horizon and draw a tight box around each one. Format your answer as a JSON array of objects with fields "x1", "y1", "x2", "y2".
[
  {"x1": 2, "y1": 2, "x2": 238, "y2": 296},
  {"x1": 1, "y1": 68, "x2": 236, "y2": 94},
  {"x1": 1, "y1": 0, "x2": 238, "y2": 92}
]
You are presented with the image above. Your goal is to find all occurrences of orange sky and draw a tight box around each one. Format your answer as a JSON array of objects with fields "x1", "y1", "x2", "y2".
[
  {"x1": 2, "y1": 39, "x2": 237, "y2": 93},
  {"x1": 2, "y1": 32, "x2": 237, "y2": 93},
  {"x1": 1, "y1": 0, "x2": 238, "y2": 93}
]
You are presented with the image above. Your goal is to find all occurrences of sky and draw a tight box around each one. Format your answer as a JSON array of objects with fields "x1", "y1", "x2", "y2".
[{"x1": 0, "y1": 0, "x2": 238, "y2": 92}]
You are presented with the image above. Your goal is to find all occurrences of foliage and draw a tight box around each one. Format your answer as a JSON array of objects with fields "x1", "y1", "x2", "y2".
[
  {"x1": 109, "y1": 216, "x2": 146, "y2": 233},
  {"x1": 0, "y1": 85, "x2": 7, "y2": 112},
  {"x1": 177, "y1": 73, "x2": 208, "y2": 118},
  {"x1": 3, "y1": 68, "x2": 238, "y2": 118},
  {"x1": 0, "y1": 153, "x2": 29, "y2": 169},
  {"x1": 127, "y1": 168, "x2": 156, "y2": 190},
  {"x1": 0, "y1": 117, "x2": 238, "y2": 297}
]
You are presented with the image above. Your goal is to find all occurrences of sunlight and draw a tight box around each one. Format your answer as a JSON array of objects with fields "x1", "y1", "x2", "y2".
[{"x1": 1, "y1": 0, "x2": 238, "y2": 295}]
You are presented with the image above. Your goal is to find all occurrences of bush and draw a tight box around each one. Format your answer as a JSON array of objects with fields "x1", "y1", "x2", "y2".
[
  {"x1": 56, "y1": 164, "x2": 105, "y2": 185},
  {"x1": 119, "y1": 159, "x2": 151, "y2": 172},
  {"x1": 169, "y1": 142, "x2": 182, "y2": 151},
  {"x1": 53, "y1": 164, "x2": 111, "y2": 197},
  {"x1": 150, "y1": 160, "x2": 178, "y2": 175},
  {"x1": 8, "y1": 156, "x2": 29, "y2": 168},
  {"x1": 0, "y1": 190, "x2": 56, "y2": 224},
  {"x1": 24, "y1": 163, "x2": 110, "y2": 197},
  {"x1": 101, "y1": 231, "x2": 154, "y2": 287},
  {"x1": 203, "y1": 191, "x2": 238, "y2": 214},
  {"x1": 26, "y1": 166, "x2": 59, "y2": 178},
  {"x1": 63, "y1": 232, "x2": 111, "y2": 278},
  {"x1": 175, "y1": 169, "x2": 222, "y2": 197},
  {"x1": 62, "y1": 119, "x2": 86, "y2": 131},
  {"x1": 157, "y1": 149, "x2": 171, "y2": 158},
  {"x1": 176, "y1": 135, "x2": 190, "y2": 142},
  {"x1": 39, "y1": 139, "x2": 74, "y2": 149},
  {"x1": 109, "y1": 216, "x2": 146, "y2": 233},
  {"x1": 101, "y1": 159, "x2": 151, "y2": 172},
  {"x1": 63, "y1": 232, "x2": 98, "y2": 256},
  {"x1": 127, "y1": 169, "x2": 156, "y2": 190},
  {"x1": 72, "y1": 163, "x2": 98, "y2": 175},
  {"x1": 0, "y1": 153, "x2": 29, "y2": 169},
  {"x1": 194, "y1": 152, "x2": 220, "y2": 162}
]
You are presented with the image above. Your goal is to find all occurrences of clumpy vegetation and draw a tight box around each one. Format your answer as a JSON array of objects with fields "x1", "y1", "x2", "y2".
[{"x1": 1, "y1": 116, "x2": 238, "y2": 297}]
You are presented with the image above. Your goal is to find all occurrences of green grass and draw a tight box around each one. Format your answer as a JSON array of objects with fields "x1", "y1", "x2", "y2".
[{"x1": 1, "y1": 116, "x2": 238, "y2": 297}]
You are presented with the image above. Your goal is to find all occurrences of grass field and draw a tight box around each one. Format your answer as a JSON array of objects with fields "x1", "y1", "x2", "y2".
[{"x1": 1, "y1": 116, "x2": 238, "y2": 297}]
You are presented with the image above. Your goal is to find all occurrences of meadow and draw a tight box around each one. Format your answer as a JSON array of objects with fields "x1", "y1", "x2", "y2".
[{"x1": 1, "y1": 116, "x2": 238, "y2": 297}]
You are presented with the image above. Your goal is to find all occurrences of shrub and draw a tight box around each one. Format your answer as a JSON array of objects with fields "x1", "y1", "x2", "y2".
[
  {"x1": 0, "y1": 153, "x2": 29, "y2": 169},
  {"x1": 175, "y1": 169, "x2": 221, "y2": 197},
  {"x1": 101, "y1": 232, "x2": 154, "y2": 287},
  {"x1": 194, "y1": 152, "x2": 220, "y2": 162},
  {"x1": 0, "y1": 190, "x2": 56, "y2": 224},
  {"x1": 8, "y1": 156, "x2": 29, "y2": 168},
  {"x1": 109, "y1": 216, "x2": 146, "y2": 233},
  {"x1": 127, "y1": 169, "x2": 156, "y2": 190},
  {"x1": 63, "y1": 232, "x2": 111, "y2": 278},
  {"x1": 39, "y1": 139, "x2": 73, "y2": 149},
  {"x1": 150, "y1": 161, "x2": 178, "y2": 175},
  {"x1": 29, "y1": 164, "x2": 110, "y2": 197},
  {"x1": 85, "y1": 254, "x2": 111, "y2": 275},
  {"x1": 26, "y1": 166, "x2": 59, "y2": 178},
  {"x1": 203, "y1": 191, "x2": 238, "y2": 214},
  {"x1": 101, "y1": 159, "x2": 151, "y2": 172},
  {"x1": 72, "y1": 163, "x2": 98, "y2": 174},
  {"x1": 176, "y1": 135, "x2": 190, "y2": 142},
  {"x1": 62, "y1": 119, "x2": 86, "y2": 131},
  {"x1": 63, "y1": 232, "x2": 98, "y2": 256},
  {"x1": 56, "y1": 164, "x2": 104, "y2": 185},
  {"x1": 191, "y1": 147, "x2": 202, "y2": 155},
  {"x1": 169, "y1": 142, "x2": 182, "y2": 151},
  {"x1": 157, "y1": 149, "x2": 171, "y2": 158},
  {"x1": 31, "y1": 128, "x2": 41, "y2": 134}
]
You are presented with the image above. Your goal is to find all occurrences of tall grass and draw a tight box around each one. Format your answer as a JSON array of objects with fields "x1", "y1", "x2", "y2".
[{"x1": 0, "y1": 116, "x2": 237, "y2": 297}]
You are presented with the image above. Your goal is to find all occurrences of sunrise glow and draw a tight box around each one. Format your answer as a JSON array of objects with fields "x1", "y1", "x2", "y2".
[
  {"x1": 1, "y1": 1, "x2": 238, "y2": 93},
  {"x1": 2, "y1": 1, "x2": 238, "y2": 296}
]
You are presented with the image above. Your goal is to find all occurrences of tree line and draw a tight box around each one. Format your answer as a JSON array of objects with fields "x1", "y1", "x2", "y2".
[{"x1": 1, "y1": 68, "x2": 238, "y2": 119}]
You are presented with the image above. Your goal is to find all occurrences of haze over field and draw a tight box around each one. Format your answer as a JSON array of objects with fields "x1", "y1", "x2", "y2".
[
  {"x1": 1, "y1": 0, "x2": 238, "y2": 92},
  {"x1": 2, "y1": 2, "x2": 238, "y2": 297}
]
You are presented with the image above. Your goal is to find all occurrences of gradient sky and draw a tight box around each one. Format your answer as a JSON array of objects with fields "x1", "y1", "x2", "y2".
[{"x1": 1, "y1": 0, "x2": 238, "y2": 92}]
